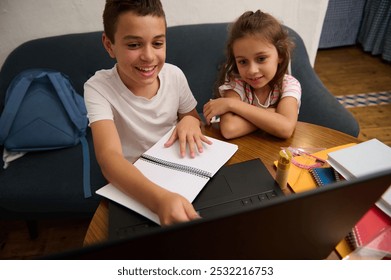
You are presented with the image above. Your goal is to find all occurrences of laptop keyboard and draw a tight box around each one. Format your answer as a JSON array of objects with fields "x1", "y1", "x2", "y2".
[
  {"x1": 115, "y1": 190, "x2": 280, "y2": 239},
  {"x1": 242, "y1": 190, "x2": 278, "y2": 206},
  {"x1": 116, "y1": 221, "x2": 159, "y2": 238},
  {"x1": 197, "y1": 190, "x2": 280, "y2": 219}
]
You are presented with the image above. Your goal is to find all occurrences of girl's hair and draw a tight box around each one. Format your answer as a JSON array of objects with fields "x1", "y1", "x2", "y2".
[
  {"x1": 103, "y1": 0, "x2": 166, "y2": 43},
  {"x1": 215, "y1": 10, "x2": 294, "y2": 97}
]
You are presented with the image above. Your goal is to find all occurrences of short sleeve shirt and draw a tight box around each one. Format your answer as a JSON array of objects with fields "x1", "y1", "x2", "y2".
[
  {"x1": 84, "y1": 63, "x2": 197, "y2": 163},
  {"x1": 219, "y1": 74, "x2": 301, "y2": 110}
]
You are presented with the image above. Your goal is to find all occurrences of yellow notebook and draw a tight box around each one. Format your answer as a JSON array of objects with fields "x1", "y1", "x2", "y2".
[
  {"x1": 274, "y1": 143, "x2": 356, "y2": 193},
  {"x1": 335, "y1": 238, "x2": 353, "y2": 259}
]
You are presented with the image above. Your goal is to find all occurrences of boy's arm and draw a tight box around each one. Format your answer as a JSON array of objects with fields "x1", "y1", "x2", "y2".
[
  {"x1": 90, "y1": 120, "x2": 199, "y2": 225},
  {"x1": 165, "y1": 108, "x2": 212, "y2": 158}
]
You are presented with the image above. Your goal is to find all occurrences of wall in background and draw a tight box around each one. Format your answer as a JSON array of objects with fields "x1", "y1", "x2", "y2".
[{"x1": 0, "y1": 0, "x2": 329, "y2": 67}]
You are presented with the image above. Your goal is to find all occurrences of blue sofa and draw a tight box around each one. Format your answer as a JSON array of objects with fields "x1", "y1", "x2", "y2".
[{"x1": 0, "y1": 23, "x2": 359, "y2": 236}]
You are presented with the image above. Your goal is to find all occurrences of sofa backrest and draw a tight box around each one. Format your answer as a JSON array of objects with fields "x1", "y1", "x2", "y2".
[
  {"x1": 0, "y1": 24, "x2": 228, "y2": 114},
  {"x1": 0, "y1": 23, "x2": 309, "y2": 116},
  {"x1": 166, "y1": 23, "x2": 228, "y2": 112},
  {"x1": 0, "y1": 32, "x2": 115, "y2": 112},
  {"x1": 0, "y1": 23, "x2": 360, "y2": 136}
]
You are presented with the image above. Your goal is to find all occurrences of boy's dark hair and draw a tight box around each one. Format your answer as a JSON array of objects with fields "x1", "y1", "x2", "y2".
[
  {"x1": 215, "y1": 10, "x2": 294, "y2": 98},
  {"x1": 103, "y1": 0, "x2": 166, "y2": 43}
]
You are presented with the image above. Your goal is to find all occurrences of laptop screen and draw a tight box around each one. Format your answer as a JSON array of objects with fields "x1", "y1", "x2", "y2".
[{"x1": 46, "y1": 168, "x2": 391, "y2": 260}]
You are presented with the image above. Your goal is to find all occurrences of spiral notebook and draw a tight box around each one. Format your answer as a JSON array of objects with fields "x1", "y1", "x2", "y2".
[
  {"x1": 309, "y1": 167, "x2": 341, "y2": 187},
  {"x1": 96, "y1": 126, "x2": 238, "y2": 224},
  {"x1": 346, "y1": 206, "x2": 391, "y2": 254}
]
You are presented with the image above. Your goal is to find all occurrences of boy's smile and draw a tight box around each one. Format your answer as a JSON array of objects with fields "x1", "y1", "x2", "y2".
[
  {"x1": 103, "y1": 11, "x2": 166, "y2": 98},
  {"x1": 136, "y1": 66, "x2": 157, "y2": 76}
]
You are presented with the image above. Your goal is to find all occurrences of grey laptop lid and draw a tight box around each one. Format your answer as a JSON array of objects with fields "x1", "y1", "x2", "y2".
[{"x1": 108, "y1": 159, "x2": 284, "y2": 239}]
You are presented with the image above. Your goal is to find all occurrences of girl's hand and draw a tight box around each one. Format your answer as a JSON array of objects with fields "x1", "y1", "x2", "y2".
[
  {"x1": 155, "y1": 190, "x2": 201, "y2": 226},
  {"x1": 165, "y1": 115, "x2": 212, "y2": 158},
  {"x1": 203, "y1": 98, "x2": 234, "y2": 125}
]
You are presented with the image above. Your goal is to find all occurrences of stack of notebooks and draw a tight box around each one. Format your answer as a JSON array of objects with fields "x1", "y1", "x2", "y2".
[
  {"x1": 327, "y1": 138, "x2": 391, "y2": 217},
  {"x1": 325, "y1": 138, "x2": 391, "y2": 258},
  {"x1": 281, "y1": 139, "x2": 391, "y2": 258}
]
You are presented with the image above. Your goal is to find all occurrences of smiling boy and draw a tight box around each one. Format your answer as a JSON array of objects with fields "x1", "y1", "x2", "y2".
[{"x1": 84, "y1": 0, "x2": 211, "y2": 226}]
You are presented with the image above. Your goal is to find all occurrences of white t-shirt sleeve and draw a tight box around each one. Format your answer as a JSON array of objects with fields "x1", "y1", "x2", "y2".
[{"x1": 84, "y1": 81, "x2": 114, "y2": 125}]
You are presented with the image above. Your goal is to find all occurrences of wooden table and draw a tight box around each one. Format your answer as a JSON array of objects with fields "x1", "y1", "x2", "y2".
[{"x1": 83, "y1": 121, "x2": 358, "y2": 249}]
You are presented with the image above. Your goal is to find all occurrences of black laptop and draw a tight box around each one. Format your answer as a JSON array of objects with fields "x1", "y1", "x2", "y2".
[
  {"x1": 109, "y1": 158, "x2": 283, "y2": 239},
  {"x1": 47, "y1": 161, "x2": 391, "y2": 260}
]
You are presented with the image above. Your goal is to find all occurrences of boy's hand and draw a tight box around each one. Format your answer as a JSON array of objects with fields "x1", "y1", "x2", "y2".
[
  {"x1": 156, "y1": 191, "x2": 201, "y2": 226},
  {"x1": 165, "y1": 115, "x2": 212, "y2": 158}
]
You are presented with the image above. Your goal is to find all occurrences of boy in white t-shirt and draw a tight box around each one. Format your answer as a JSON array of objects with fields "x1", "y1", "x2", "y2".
[{"x1": 84, "y1": 0, "x2": 211, "y2": 226}]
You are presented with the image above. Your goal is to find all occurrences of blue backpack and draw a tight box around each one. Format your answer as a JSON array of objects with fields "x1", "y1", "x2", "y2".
[{"x1": 0, "y1": 69, "x2": 91, "y2": 198}]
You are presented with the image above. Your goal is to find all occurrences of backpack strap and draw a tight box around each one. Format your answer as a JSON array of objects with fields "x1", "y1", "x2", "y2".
[
  {"x1": 80, "y1": 136, "x2": 92, "y2": 198},
  {"x1": 47, "y1": 72, "x2": 91, "y2": 198},
  {"x1": 47, "y1": 72, "x2": 87, "y2": 133},
  {"x1": 0, "y1": 75, "x2": 35, "y2": 143}
]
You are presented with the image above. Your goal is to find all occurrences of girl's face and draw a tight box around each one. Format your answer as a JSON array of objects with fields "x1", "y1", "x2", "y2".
[
  {"x1": 233, "y1": 35, "x2": 281, "y2": 93},
  {"x1": 103, "y1": 11, "x2": 166, "y2": 97}
]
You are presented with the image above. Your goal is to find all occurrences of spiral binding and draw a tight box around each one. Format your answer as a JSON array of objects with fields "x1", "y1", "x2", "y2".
[
  {"x1": 309, "y1": 167, "x2": 341, "y2": 187},
  {"x1": 345, "y1": 227, "x2": 361, "y2": 250},
  {"x1": 141, "y1": 154, "x2": 212, "y2": 179},
  {"x1": 309, "y1": 168, "x2": 323, "y2": 186}
]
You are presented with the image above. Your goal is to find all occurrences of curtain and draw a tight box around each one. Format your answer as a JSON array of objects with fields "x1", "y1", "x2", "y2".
[
  {"x1": 319, "y1": 0, "x2": 366, "y2": 49},
  {"x1": 358, "y1": 0, "x2": 391, "y2": 62}
]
